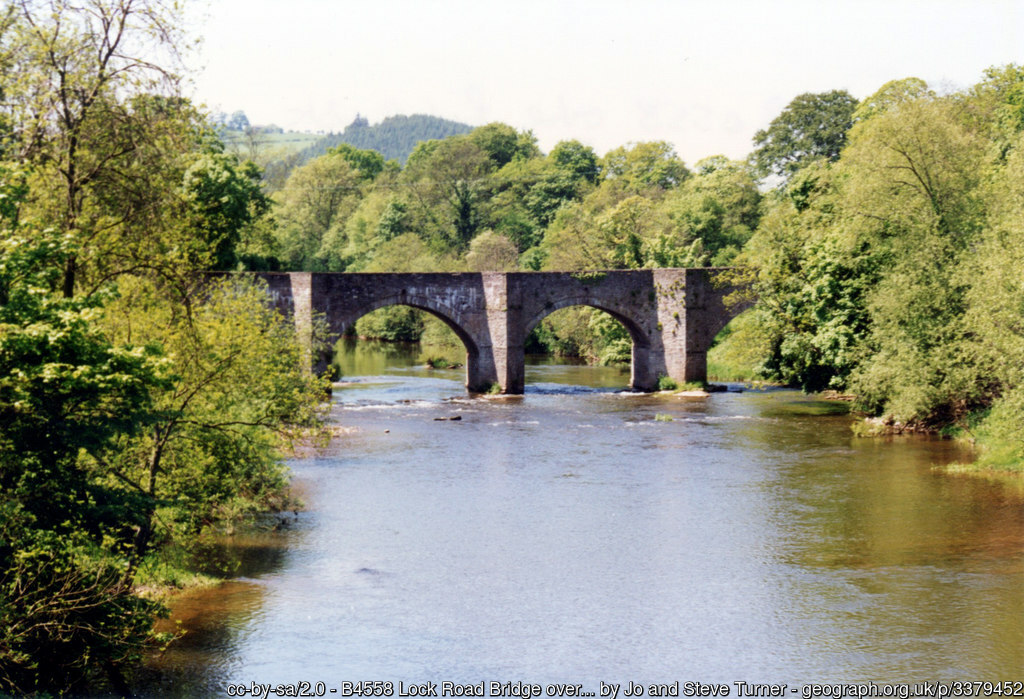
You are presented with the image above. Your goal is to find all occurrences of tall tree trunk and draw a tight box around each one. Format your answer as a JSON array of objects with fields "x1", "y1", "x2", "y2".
[{"x1": 62, "y1": 254, "x2": 76, "y2": 298}]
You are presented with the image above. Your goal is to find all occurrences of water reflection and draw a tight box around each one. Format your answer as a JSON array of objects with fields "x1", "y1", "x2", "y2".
[
  {"x1": 335, "y1": 337, "x2": 634, "y2": 392},
  {"x1": 139, "y1": 341, "x2": 1024, "y2": 695}
]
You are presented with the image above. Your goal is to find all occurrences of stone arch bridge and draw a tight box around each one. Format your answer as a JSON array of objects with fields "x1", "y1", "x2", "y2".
[{"x1": 233, "y1": 268, "x2": 747, "y2": 394}]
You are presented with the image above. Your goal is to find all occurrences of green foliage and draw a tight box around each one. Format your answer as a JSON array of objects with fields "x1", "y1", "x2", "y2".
[
  {"x1": 756, "y1": 225, "x2": 879, "y2": 393},
  {"x1": 551, "y1": 140, "x2": 600, "y2": 184},
  {"x1": 973, "y1": 387, "x2": 1024, "y2": 471},
  {"x1": 602, "y1": 141, "x2": 689, "y2": 192},
  {"x1": 181, "y1": 152, "x2": 271, "y2": 270},
  {"x1": 4, "y1": 0, "x2": 202, "y2": 295},
  {"x1": 329, "y1": 142, "x2": 387, "y2": 181},
  {"x1": 423, "y1": 355, "x2": 457, "y2": 369},
  {"x1": 524, "y1": 306, "x2": 631, "y2": 366},
  {"x1": 751, "y1": 90, "x2": 858, "y2": 180},
  {"x1": 657, "y1": 375, "x2": 679, "y2": 391},
  {"x1": 0, "y1": 225, "x2": 170, "y2": 693},
  {"x1": 0, "y1": 57, "x2": 323, "y2": 689},
  {"x1": 0, "y1": 533, "x2": 164, "y2": 695},
  {"x1": 469, "y1": 122, "x2": 539, "y2": 168},
  {"x1": 841, "y1": 95, "x2": 987, "y2": 424},
  {"x1": 360, "y1": 232, "x2": 453, "y2": 273},
  {"x1": 401, "y1": 136, "x2": 493, "y2": 252},
  {"x1": 270, "y1": 152, "x2": 365, "y2": 271},
  {"x1": 743, "y1": 70, "x2": 1024, "y2": 463},
  {"x1": 589, "y1": 309, "x2": 631, "y2": 365},
  {"x1": 707, "y1": 310, "x2": 770, "y2": 382},
  {"x1": 376, "y1": 198, "x2": 411, "y2": 241},
  {"x1": 355, "y1": 306, "x2": 425, "y2": 342},
  {"x1": 526, "y1": 307, "x2": 594, "y2": 357},
  {"x1": 744, "y1": 87, "x2": 993, "y2": 400},
  {"x1": 538, "y1": 153, "x2": 758, "y2": 271},
  {"x1": 662, "y1": 156, "x2": 761, "y2": 265},
  {"x1": 465, "y1": 230, "x2": 519, "y2": 271},
  {"x1": 421, "y1": 315, "x2": 462, "y2": 352},
  {"x1": 99, "y1": 276, "x2": 327, "y2": 541},
  {"x1": 852, "y1": 77, "x2": 934, "y2": 122},
  {"x1": 967, "y1": 64, "x2": 1024, "y2": 156}
]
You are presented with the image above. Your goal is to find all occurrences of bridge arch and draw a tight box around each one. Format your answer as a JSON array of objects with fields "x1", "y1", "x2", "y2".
[
  {"x1": 335, "y1": 294, "x2": 479, "y2": 354},
  {"x1": 329, "y1": 291, "x2": 490, "y2": 391},
  {"x1": 523, "y1": 297, "x2": 653, "y2": 390}
]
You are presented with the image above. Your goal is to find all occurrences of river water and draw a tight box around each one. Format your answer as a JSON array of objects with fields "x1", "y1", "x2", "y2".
[{"x1": 140, "y1": 341, "x2": 1024, "y2": 696}]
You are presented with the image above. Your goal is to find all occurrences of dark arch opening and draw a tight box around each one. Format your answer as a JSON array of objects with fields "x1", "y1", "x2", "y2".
[
  {"x1": 332, "y1": 297, "x2": 482, "y2": 390},
  {"x1": 522, "y1": 302, "x2": 650, "y2": 391}
]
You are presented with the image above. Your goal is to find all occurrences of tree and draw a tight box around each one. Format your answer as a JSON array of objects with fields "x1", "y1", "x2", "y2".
[
  {"x1": 744, "y1": 85, "x2": 990, "y2": 416},
  {"x1": 602, "y1": 141, "x2": 689, "y2": 192},
  {"x1": 402, "y1": 136, "x2": 493, "y2": 252},
  {"x1": 97, "y1": 276, "x2": 326, "y2": 573},
  {"x1": 468, "y1": 122, "x2": 540, "y2": 168},
  {"x1": 966, "y1": 64, "x2": 1024, "y2": 157},
  {"x1": 960, "y1": 138, "x2": 1024, "y2": 465},
  {"x1": 5, "y1": 0, "x2": 191, "y2": 297},
  {"x1": 661, "y1": 156, "x2": 761, "y2": 265},
  {"x1": 335, "y1": 192, "x2": 409, "y2": 271},
  {"x1": 0, "y1": 209, "x2": 169, "y2": 693},
  {"x1": 842, "y1": 95, "x2": 988, "y2": 424},
  {"x1": 852, "y1": 77, "x2": 933, "y2": 122},
  {"x1": 273, "y1": 153, "x2": 362, "y2": 270},
  {"x1": 1, "y1": 152, "x2": 327, "y2": 689},
  {"x1": 518, "y1": 141, "x2": 600, "y2": 231},
  {"x1": 740, "y1": 161, "x2": 878, "y2": 392},
  {"x1": 181, "y1": 151, "x2": 271, "y2": 270},
  {"x1": 751, "y1": 90, "x2": 858, "y2": 180},
  {"x1": 465, "y1": 230, "x2": 519, "y2": 271},
  {"x1": 329, "y1": 142, "x2": 387, "y2": 181},
  {"x1": 227, "y1": 110, "x2": 250, "y2": 131},
  {"x1": 550, "y1": 139, "x2": 599, "y2": 184}
]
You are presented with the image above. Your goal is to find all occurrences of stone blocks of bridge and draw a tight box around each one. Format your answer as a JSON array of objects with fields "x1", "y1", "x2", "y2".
[{"x1": 252, "y1": 268, "x2": 743, "y2": 394}]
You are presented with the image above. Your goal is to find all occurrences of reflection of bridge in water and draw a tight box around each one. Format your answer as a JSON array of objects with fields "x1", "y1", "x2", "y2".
[{"x1": 241, "y1": 269, "x2": 747, "y2": 394}]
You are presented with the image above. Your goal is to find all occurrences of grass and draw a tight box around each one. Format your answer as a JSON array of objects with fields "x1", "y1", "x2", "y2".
[
  {"x1": 133, "y1": 547, "x2": 222, "y2": 598},
  {"x1": 220, "y1": 129, "x2": 322, "y2": 155}
]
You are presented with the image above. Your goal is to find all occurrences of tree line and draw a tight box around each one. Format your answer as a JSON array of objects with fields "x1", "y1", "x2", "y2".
[
  {"x1": 739, "y1": 69, "x2": 1024, "y2": 473},
  {"x1": 244, "y1": 122, "x2": 763, "y2": 362},
  {"x1": 297, "y1": 113, "x2": 475, "y2": 165},
  {"x1": 247, "y1": 68, "x2": 1024, "y2": 478}
]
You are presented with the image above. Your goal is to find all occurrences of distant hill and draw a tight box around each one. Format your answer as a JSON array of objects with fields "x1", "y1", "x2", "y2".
[{"x1": 299, "y1": 114, "x2": 475, "y2": 165}]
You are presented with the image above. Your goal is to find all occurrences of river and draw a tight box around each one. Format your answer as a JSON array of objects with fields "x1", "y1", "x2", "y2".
[{"x1": 139, "y1": 341, "x2": 1024, "y2": 696}]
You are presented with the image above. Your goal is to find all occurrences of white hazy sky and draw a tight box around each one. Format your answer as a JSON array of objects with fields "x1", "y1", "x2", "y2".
[{"x1": 185, "y1": 0, "x2": 1024, "y2": 164}]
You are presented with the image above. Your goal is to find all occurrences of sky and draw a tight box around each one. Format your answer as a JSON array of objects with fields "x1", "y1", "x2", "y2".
[{"x1": 185, "y1": 0, "x2": 1024, "y2": 165}]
